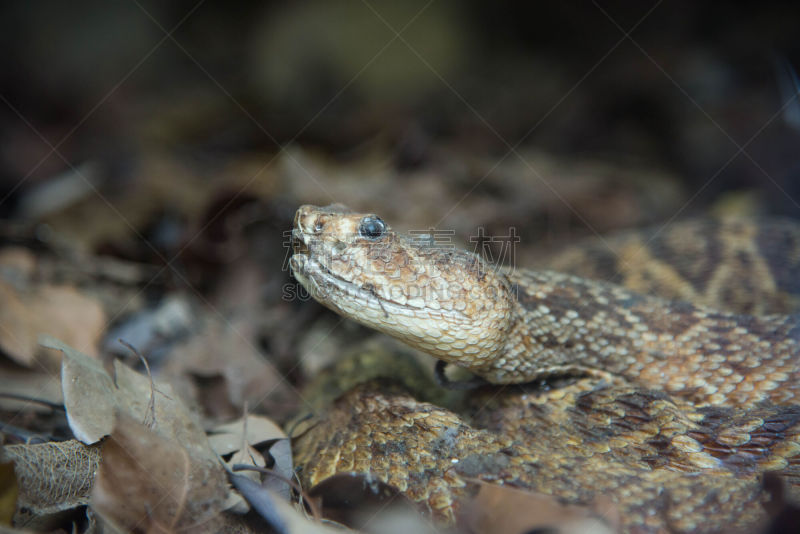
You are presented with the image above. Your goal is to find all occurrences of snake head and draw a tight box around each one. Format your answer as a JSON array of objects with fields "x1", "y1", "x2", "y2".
[{"x1": 290, "y1": 204, "x2": 515, "y2": 374}]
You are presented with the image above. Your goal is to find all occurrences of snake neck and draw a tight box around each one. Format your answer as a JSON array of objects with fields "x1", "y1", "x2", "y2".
[{"x1": 489, "y1": 269, "x2": 800, "y2": 407}]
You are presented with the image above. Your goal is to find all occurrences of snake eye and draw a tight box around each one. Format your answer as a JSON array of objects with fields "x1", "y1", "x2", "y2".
[{"x1": 358, "y1": 216, "x2": 386, "y2": 240}]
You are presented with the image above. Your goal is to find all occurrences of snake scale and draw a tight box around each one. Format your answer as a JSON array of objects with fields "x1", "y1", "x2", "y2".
[{"x1": 289, "y1": 204, "x2": 800, "y2": 533}]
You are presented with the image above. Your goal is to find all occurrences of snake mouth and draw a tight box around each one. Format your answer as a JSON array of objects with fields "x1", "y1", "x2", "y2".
[
  {"x1": 299, "y1": 255, "x2": 467, "y2": 322},
  {"x1": 292, "y1": 228, "x2": 309, "y2": 255},
  {"x1": 289, "y1": 225, "x2": 466, "y2": 319}
]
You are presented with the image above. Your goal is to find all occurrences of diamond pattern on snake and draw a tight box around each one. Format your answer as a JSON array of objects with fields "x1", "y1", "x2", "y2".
[{"x1": 290, "y1": 204, "x2": 800, "y2": 533}]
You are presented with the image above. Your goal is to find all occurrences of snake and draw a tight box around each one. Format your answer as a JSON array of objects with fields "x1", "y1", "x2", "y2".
[{"x1": 289, "y1": 204, "x2": 800, "y2": 533}]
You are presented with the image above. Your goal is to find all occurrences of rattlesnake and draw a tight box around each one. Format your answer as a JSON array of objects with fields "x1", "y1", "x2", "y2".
[{"x1": 289, "y1": 204, "x2": 800, "y2": 533}]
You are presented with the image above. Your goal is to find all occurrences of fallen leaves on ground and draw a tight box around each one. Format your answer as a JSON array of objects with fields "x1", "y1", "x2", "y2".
[
  {"x1": 49, "y1": 336, "x2": 215, "y2": 460},
  {"x1": 91, "y1": 414, "x2": 228, "y2": 533},
  {"x1": 208, "y1": 414, "x2": 288, "y2": 511},
  {"x1": 457, "y1": 481, "x2": 619, "y2": 534},
  {"x1": 103, "y1": 295, "x2": 194, "y2": 359},
  {"x1": 208, "y1": 414, "x2": 287, "y2": 454},
  {"x1": 230, "y1": 473, "x2": 343, "y2": 534},
  {"x1": 164, "y1": 316, "x2": 299, "y2": 421},
  {"x1": 50, "y1": 336, "x2": 116, "y2": 444},
  {"x1": 0, "y1": 440, "x2": 101, "y2": 528},
  {"x1": 0, "y1": 362, "x2": 63, "y2": 414},
  {"x1": 0, "y1": 282, "x2": 105, "y2": 368},
  {"x1": 1, "y1": 337, "x2": 336, "y2": 533},
  {"x1": 307, "y1": 472, "x2": 434, "y2": 534}
]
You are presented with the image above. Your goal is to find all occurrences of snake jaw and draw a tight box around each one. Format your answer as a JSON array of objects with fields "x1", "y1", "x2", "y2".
[
  {"x1": 291, "y1": 228, "x2": 309, "y2": 256},
  {"x1": 288, "y1": 252, "x2": 307, "y2": 284},
  {"x1": 289, "y1": 224, "x2": 310, "y2": 287}
]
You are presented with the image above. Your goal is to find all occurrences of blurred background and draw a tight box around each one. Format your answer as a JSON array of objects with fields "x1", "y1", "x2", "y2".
[
  {"x1": 3, "y1": 4, "x2": 800, "y2": 530},
  {"x1": 1, "y1": 1, "x2": 800, "y2": 418},
  {"x1": 2, "y1": 1, "x2": 800, "y2": 236}
]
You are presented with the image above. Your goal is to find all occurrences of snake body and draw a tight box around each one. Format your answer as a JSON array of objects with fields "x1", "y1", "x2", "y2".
[
  {"x1": 529, "y1": 218, "x2": 800, "y2": 316},
  {"x1": 289, "y1": 204, "x2": 800, "y2": 532}
]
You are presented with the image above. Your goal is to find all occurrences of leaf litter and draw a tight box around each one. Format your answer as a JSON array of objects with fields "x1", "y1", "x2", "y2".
[{"x1": 0, "y1": 126, "x2": 706, "y2": 534}]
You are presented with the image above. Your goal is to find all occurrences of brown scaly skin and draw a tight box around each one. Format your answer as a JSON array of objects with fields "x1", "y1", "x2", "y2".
[
  {"x1": 502, "y1": 269, "x2": 799, "y2": 407},
  {"x1": 290, "y1": 205, "x2": 800, "y2": 407},
  {"x1": 293, "y1": 379, "x2": 800, "y2": 530},
  {"x1": 289, "y1": 205, "x2": 800, "y2": 532},
  {"x1": 530, "y1": 218, "x2": 800, "y2": 316}
]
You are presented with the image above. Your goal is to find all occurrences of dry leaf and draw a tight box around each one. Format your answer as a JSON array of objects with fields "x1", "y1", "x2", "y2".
[
  {"x1": 0, "y1": 362, "x2": 63, "y2": 413},
  {"x1": 210, "y1": 417, "x2": 270, "y2": 512},
  {"x1": 228, "y1": 475, "x2": 288, "y2": 534},
  {"x1": 307, "y1": 473, "x2": 425, "y2": 532},
  {"x1": 207, "y1": 415, "x2": 286, "y2": 455},
  {"x1": 165, "y1": 317, "x2": 297, "y2": 418},
  {"x1": 111, "y1": 359, "x2": 216, "y2": 463},
  {"x1": 34, "y1": 286, "x2": 106, "y2": 365},
  {"x1": 0, "y1": 282, "x2": 37, "y2": 367},
  {"x1": 222, "y1": 444, "x2": 266, "y2": 513},
  {"x1": 262, "y1": 439, "x2": 293, "y2": 500},
  {"x1": 230, "y1": 474, "x2": 341, "y2": 534},
  {"x1": 0, "y1": 440, "x2": 101, "y2": 525},
  {"x1": 227, "y1": 444, "x2": 266, "y2": 476},
  {"x1": 91, "y1": 414, "x2": 228, "y2": 533},
  {"x1": 49, "y1": 337, "x2": 218, "y2": 464},
  {"x1": 49, "y1": 336, "x2": 116, "y2": 444},
  {"x1": 0, "y1": 281, "x2": 105, "y2": 368},
  {"x1": 104, "y1": 295, "x2": 193, "y2": 358},
  {"x1": 458, "y1": 481, "x2": 619, "y2": 534},
  {"x1": 209, "y1": 415, "x2": 291, "y2": 508}
]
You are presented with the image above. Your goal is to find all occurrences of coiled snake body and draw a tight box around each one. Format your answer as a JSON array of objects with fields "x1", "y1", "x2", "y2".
[{"x1": 290, "y1": 204, "x2": 800, "y2": 533}]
